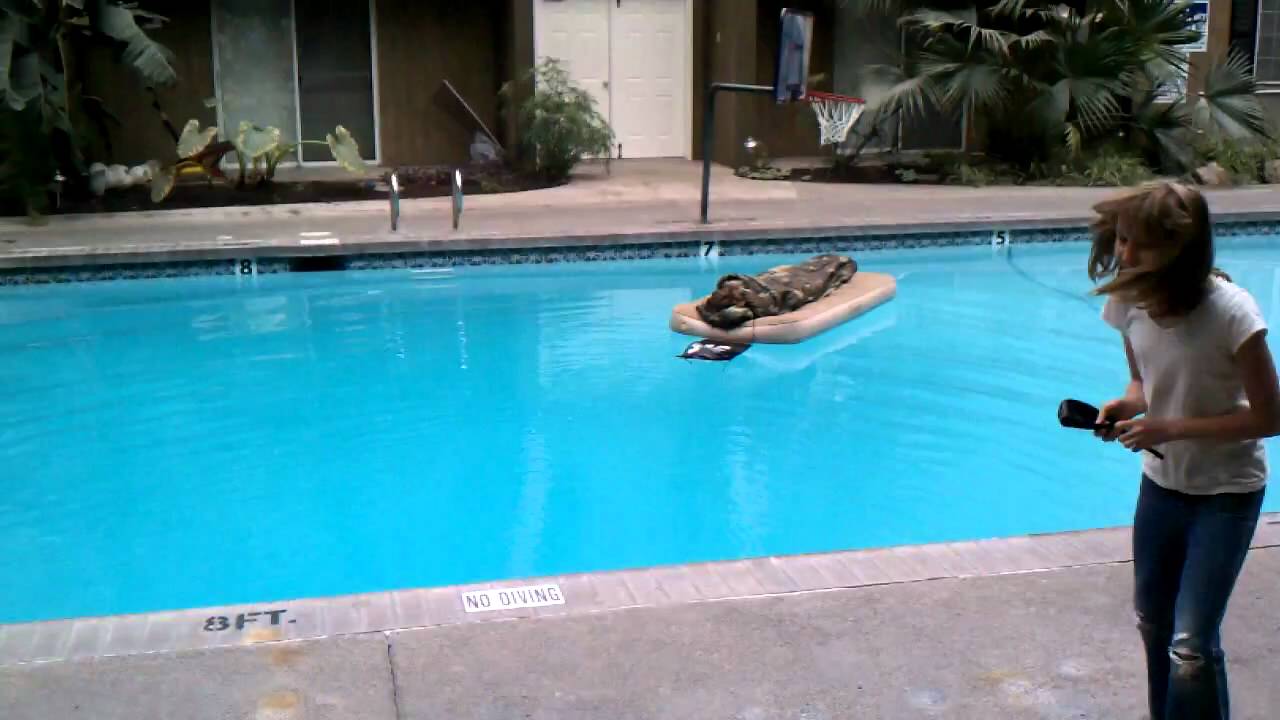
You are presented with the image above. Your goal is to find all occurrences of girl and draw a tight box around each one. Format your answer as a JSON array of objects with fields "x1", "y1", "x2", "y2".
[{"x1": 1090, "y1": 182, "x2": 1279, "y2": 720}]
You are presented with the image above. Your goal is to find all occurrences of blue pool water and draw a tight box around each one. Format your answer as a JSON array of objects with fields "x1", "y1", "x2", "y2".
[{"x1": 2, "y1": 238, "x2": 1279, "y2": 624}]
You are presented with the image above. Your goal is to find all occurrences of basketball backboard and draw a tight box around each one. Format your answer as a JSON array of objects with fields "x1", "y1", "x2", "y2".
[{"x1": 775, "y1": 9, "x2": 815, "y2": 103}]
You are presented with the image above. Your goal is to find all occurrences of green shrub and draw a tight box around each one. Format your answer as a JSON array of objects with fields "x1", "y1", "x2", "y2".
[
  {"x1": 1193, "y1": 135, "x2": 1277, "y2": 184},
  {"x1": 500, "y1": 59, "x2": 614, "y2": 183},
  {"x1": 894, "y1": 168, "x2": 919, "y2": 184},
  {"x1": 861, "y1": 2, "x2": 1271, "y2": 174},
  {"x1": 1080, "y1": 150, "x2": 1154, "y2": 187},
  {"x1": 947, "y1": 161, "x2": 995, "y2": 187}
]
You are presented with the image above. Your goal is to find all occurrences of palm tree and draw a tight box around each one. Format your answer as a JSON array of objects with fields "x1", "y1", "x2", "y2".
[{"x1": 857, "y1": 0, "x2": 1270, "y2": 172}]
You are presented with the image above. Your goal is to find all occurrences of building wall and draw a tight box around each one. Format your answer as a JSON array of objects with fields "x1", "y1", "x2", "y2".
[
  {"x1": 701, "y1": 0, "x2": 835, "y2": 165},
  {"x1": 81, "y1": 2, "x2": 218, "y2": 166},
  {"x1": 750, "y1": 0, "x2": 833, "y2": 159},
  {"x1": 86, "y1": 1, "x2": 511, "y2": 169},
  {"x1": 376, "y1": 0, "x2": 508, "y2": 167},
  {"x1": 502, "y1": 0, "x2": 536, "y2": 159},
  {"x1": 833, "y1": 2, "x2": 899, "y2": 151},
  {"x1": 691, "y1": 0, "x2": 709, "y2": 159},
  {"x1": 706, "y1": 0, "x2": 760, "y2": 165}
]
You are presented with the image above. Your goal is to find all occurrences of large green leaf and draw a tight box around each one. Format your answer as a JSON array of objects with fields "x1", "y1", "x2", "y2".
[
  {"x1": 1195, "y1": 49, "x2": 1272, "y2": 141},
  {"x1": 7, "y1": 49, "x2": 38, "y2": 110},
  {"x1": 37, "y1": 58, "x2": 73, "y2": 134},
  {"x1": 126, "y1": 8, "x2": 168, "y2": 30},
  {"x1": 326, "y1": 125, "x2": 366, "y2": 174},
  {"x1": 0, "y1": 1, "x2": 34, "y2": 22},
  {"x1": 150, "y1": 163, "x2": 175, "y2": 203},
  {"x1": 176, "y1": 118, "x2": 218, "y2": 158},
  {"x1": 0, "y1": 19, "x2": 15, "y2": 104},
  {"x1": 234, "y1": 121, "x2": 281, "y2": 159},
  {"x1": 92, "y1": 0, "x2": 176, "y2": 87}
]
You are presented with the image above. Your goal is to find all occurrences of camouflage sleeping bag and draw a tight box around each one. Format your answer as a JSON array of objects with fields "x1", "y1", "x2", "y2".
[{"x1": 696, "y1": 254, "x2": 857, "y2": 330}]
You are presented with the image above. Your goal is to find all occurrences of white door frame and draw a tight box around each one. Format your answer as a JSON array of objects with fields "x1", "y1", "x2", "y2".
[
  {"x1": 533, "y1": 0, "x2": 695, "y2": 159},
  {"x1": 210, "y1": 0, "x2": 383, "y2": 168}
]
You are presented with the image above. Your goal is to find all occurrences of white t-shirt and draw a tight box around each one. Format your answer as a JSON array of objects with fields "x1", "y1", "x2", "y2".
[{"x1": 1102, "y1": 277, "x2": 1268, "y2": 494}]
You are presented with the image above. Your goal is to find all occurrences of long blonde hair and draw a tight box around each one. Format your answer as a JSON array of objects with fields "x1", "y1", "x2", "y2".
[{"x1": 1088, "y1": 182, "x2": 1215, "y2": 317}]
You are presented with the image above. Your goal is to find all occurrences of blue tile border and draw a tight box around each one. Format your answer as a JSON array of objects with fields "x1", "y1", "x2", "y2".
[{"x1": 0, "y1": 220, "x2": 1274, "y2": 286}]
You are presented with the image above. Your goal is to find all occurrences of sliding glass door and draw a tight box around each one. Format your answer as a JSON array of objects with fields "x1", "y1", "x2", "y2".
[
  {"x1": 294, "y1": 0, "x2": 378, "y2": 161},
  {"x1": 212, "y1": 0, "x2": 379, "y2": 165}
]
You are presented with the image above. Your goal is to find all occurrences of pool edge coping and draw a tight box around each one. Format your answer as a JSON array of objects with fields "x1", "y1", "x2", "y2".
[
  {"x1": 4, "y1": 208, "x2": 1280, "y2": 273},
  {"x1": 4, "y1": 515, "x2": 1278, "y2": 668},
  {"x1": 2, "y1": 216, "x2": 1278, "y2": 286}
]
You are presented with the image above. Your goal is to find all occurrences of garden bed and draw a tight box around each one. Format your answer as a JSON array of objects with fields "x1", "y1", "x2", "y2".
[
  {"x1": 737, "y1": 149, "x2": 1262, "y2": 189},
  {"x1": 27, "y1": 163, "x2": 558, "y2": 216}
]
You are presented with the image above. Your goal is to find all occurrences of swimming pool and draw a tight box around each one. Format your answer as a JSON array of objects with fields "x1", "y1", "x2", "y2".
[{"x1": 2, "y1": 237, "x2": 1278, "y2": 625}]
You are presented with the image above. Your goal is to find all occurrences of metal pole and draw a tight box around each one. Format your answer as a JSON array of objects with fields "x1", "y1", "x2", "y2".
[
  {"x1": 389, "y1": 172, "x2": 400, "y2": 232},
  {"x1": 699, "y1": 82, "x2": 775, "y2": 224},
  {"x1": 699, "y1": 85, "x2": 718, "y2": 225}
]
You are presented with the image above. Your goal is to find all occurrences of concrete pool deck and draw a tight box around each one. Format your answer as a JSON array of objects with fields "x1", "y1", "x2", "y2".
[
  {"x1": 4, "y1": 159, "x2": 1280, "y2": 269},
  {"x1": 4, "y1": 164, "x2": 1280, "y2": 717},
  {"x1": 3, "y1": 518, "x2": 1279, "y2": 718}
]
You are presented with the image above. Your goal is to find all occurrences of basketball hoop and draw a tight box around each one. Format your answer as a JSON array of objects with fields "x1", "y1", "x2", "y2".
[{"x1": 804, "y1": 91, "x2": 866, "y2": 146}]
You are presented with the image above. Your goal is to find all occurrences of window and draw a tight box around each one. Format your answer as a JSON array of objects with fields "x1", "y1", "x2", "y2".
[{"x1": 1256, "y1": 0, "x2": 1280, "y2": 86}]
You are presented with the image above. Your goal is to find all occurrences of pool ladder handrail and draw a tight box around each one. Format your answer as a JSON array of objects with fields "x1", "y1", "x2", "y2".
[{"x1": 389, "y1": 172, "x2": 400, "y2": 232}]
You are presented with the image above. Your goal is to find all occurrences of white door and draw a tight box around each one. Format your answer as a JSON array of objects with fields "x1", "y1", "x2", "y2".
[
  {"x1": 535, "y1": 0, "x2": 688, "y2": 159},
  {"x1": 534, "y1": 0, "x2": 611, "y2": 125},
  {"x1": 610, "y1": 0, "x2": 686, "y2": 158}
]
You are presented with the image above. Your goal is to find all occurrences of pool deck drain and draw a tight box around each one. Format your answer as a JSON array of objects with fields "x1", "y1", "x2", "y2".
[
  {"x1": 3, "y1": 517, "x2": 1277, "y2": 668},
  {"x1": 4, "y1": 523, "x2": 1280, "y2": 720}
]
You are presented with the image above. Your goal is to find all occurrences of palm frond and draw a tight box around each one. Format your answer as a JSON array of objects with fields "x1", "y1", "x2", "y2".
[
  {"x1": 850, "y1": 0, "x2": 916, "y2": 18},
  {"x1": 1065, "y1": 123, "x2": 1083, "y2": 157},
  {"x1": 1195, "y1": 49, "x2": 1272, "y2": 141},
  {"x1": 918, "y1": 57, "x2": 1014, "y2": 115},
  {"x1": 861, "y1": 71, "x2": 940, "y2": 121},
  {"x1": 1010, "y1": 29, "x2": 1057, "y2": 51},
  {"x1": 901, "y1": 8, "x2": 1013, "y2": 57},
  {"x1": 1028, "y1": 78, "x2": 1070, "y2": 128},
  {"x1": 1128, "y1": 83, "x2": 1195, "y2": 170},
  {"x1": 1111, "y1": 0, "x2": 1200, "y2": 67},
  {"x1": 991, "y1": 0, "x2": 1031, "y2": 17},
  {"x1": 1072, "y1": 79, "x2": 1124, "y2": 134}
]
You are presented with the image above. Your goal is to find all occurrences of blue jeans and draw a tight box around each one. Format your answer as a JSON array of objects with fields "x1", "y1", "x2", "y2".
[{"x1": 1133, "y1": 475, "x2": 1265, "y2": 720}]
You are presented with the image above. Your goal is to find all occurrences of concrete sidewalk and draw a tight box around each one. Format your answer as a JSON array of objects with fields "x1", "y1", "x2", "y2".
[
  {"x1": 4, "y1": 160, "x2": 1280, "y2": 269},
  {"x1": 5, "y1": 546, "x2": 1277, "y2": 720}
]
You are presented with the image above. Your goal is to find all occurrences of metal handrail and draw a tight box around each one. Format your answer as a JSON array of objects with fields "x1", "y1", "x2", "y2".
[
  {"x1": 699, "y1": 82, "x2": 775, "y2": 224},
  {"x1": 389, "y1": 172, "x2": 400, "y2": 232}
]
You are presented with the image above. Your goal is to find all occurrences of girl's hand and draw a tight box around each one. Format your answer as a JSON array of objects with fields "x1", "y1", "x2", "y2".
[
  {"x1": 1096, "y1": 399, "x2": 1142, "y2": 441},
  {"x1": 1114, "y1": 417, "x2": 1181, "y2": 451}
]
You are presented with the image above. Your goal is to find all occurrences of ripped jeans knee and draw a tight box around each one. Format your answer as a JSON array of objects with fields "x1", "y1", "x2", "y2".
[{"x1": 1169, "y1": 632, "x2": 1221, "y2": 680}]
